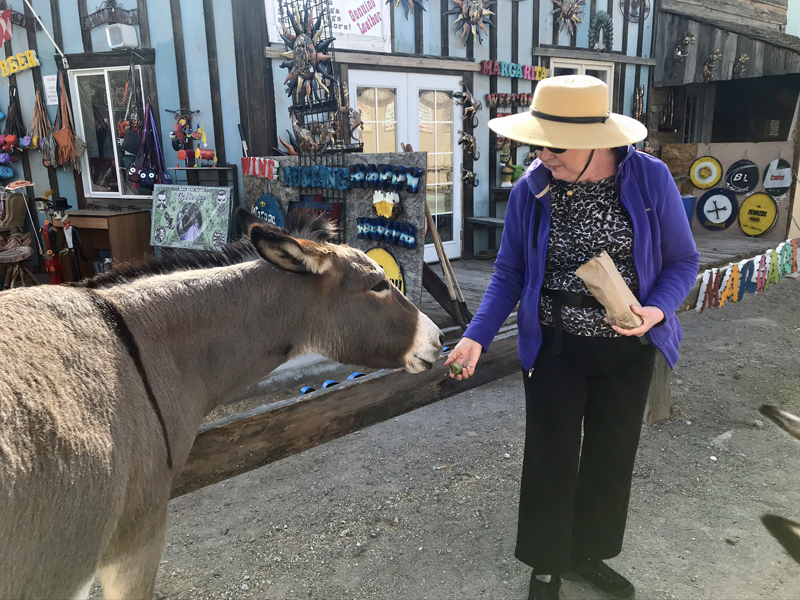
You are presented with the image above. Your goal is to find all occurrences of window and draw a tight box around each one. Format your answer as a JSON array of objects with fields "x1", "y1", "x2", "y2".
[
  {"x1": 711, "y1": 75, "x2": 800, "y2": 143},
  {"x1": 69, "y1": 66, "x2": 146, "y2": 199},
  {"x1": 683, "y1": 92, "x2": 702, "y2": 143},
  {"x1": 549, "y1": 58, "x2": 614, "y2": 109},
  {"x1": 356, "y1": 86, "x2": 397, "y2": 154}
]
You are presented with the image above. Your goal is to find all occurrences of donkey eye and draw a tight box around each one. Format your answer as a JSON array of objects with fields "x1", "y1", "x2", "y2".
[{"x1": 371, "y1": 280, "x2": 390, "y2": 293}]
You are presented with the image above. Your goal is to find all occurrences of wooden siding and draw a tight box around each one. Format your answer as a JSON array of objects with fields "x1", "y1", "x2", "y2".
[
  {"x1": 661, "y1": 0, "x2": 787, "y2": 32},
  {"x1": 655, "y1": 10, "x2": 800, "y2": 86}
]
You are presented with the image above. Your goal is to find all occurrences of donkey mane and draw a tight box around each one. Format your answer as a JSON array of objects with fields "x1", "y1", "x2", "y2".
[{"x1": 75, "y1": 210, "x2": 337, "y2": 289}]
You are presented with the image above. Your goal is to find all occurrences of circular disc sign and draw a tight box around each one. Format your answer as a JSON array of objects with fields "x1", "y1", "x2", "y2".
[
  {"x1": 690, "y1": 156, "x2": 723, "y2": 189},
  {"x1": 366, "y1": 247, "x2": 405, "y2": 296},
  {"x1": 725, "y1": 159, "x2": 759, "y2": 194},
  {"x1": 738, "y1": 192, "x2": 778, "y2": 237},
  {"x1": 696, "y1": 188, "x2": 738, "y2": 231},
  {"x1": 763, "y1": 158, "x2": 792, "y2": 197},
  {"x1": 252, "y1": 194, "x2": 285, "y2": 228}
]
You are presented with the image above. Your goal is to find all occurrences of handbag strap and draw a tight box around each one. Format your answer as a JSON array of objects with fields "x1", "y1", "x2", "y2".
[
  {"x1": 135, "y1": 103, "x2": 151, "y2": 167},
  {"x1": 150, "y1": 108, "x2": 167, "y2": 175}
]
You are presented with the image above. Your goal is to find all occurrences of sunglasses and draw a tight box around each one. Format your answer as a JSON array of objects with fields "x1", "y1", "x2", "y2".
[{"x1": 532, "y1": 146, "x2": 567, "y2": 154}]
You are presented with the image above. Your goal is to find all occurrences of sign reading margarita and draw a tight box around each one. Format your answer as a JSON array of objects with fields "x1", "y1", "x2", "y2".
[
  {"x1": 694, "y1": 238, "x2": 799, "y2": 313},
  {"x1": 480, "y1": 60, "x2": 547, "y2": 81}
]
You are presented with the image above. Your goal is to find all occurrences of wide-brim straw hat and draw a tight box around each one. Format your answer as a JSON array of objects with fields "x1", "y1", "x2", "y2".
[{"x1": 488, "y1": 75, "x2": 647, "y2": 149}]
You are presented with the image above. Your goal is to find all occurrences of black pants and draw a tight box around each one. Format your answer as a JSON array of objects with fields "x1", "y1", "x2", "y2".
[{"x1": 515, "y1": 326, "x2": 656, "y2": 574}]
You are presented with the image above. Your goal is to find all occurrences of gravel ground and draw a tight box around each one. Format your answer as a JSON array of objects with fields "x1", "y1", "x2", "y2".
[{"x1": 118, "y1": 277, "x2": 800, "y2": 599}]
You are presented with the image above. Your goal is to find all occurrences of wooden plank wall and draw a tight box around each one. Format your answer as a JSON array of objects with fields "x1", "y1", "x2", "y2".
[
  {"x1": 661, "y1": 0, "x2": 788, "y2": 32},
  {"x1": 655, "y1": 12, "x2": 800, "y2": 87}
]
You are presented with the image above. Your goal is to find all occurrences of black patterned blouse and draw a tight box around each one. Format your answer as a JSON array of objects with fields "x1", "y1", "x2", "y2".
[{"x1": 539, "y1": 175, "x2": 639, "y2": 337}]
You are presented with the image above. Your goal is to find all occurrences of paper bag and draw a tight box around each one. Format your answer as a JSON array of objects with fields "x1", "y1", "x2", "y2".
[{"x1": 575, "y1": 250, "x2": 643, "y2": 329}]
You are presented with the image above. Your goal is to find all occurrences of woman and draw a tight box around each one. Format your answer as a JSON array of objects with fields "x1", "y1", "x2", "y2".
[{"x1": 444, "y1": 75, "x2": 700, "y2": 600}]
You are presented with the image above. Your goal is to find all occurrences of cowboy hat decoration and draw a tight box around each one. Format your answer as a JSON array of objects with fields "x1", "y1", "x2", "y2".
[{"x1": 487, "y1": 75, "x2": 647, "y2": 149}]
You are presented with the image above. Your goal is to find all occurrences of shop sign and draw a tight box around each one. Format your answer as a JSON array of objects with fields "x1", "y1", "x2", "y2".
[
  {"x1": 480, "y1": 60, "x2": 547, "y2": 81},
  {"x1": 0, "y1": 50, "x2": 39, "y2": 78},
  {"x1": 366, "y1": 247, "x2": 406, "y2": 295},
  {"x1": 695, "y1": 238, "x2": 799, "y2": 313},
  {"x1": 763, "y1": 158, "x2": 792, "y2": 197},
  {"x1": 282, "y1": 165, "x2": 351, "y2": 191},
  {"x1": 265, "y1": 0, "x2": 391, "y2": 53}
]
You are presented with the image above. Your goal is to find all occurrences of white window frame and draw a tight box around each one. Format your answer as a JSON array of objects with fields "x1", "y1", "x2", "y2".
[
  {"x1": 549, "y1": 58, "x2": 615, "y2": 109},
  {"x1": 348, "y1": 70, "x2": 463, "y2": 262},
  {"x1": 68, "y1": 66, "x2": 147, "y2": 200}
]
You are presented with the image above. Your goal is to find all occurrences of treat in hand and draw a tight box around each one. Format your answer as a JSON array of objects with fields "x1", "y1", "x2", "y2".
[{"x1": 449, "y1": 362, "x2": 464, "y2": 376}]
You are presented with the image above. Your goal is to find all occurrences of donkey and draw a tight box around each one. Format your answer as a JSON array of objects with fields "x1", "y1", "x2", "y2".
[
  {"x1": 758, "y1": 404, "x2": 800, "y2": 565},
  {"x1": 0, "y1": 208, "x2": 443, "y2": 600}
]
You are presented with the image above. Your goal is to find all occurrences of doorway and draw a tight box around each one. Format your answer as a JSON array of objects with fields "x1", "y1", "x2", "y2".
[{"x1": 349, "y1": 70, "x2": 463, "y2": 261}]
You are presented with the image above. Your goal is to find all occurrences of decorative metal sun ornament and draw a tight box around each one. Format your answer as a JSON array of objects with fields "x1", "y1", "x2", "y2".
[
  {"x1": 619, "y1": 0, "x2": 649, "y2": 22},
  {"x1": 445, "y1": 0, "x2": 496, "y2": 45},
  {"x1": 552, "y1": 0, "x2": 586, "y2": 37},
  {"x1": 387, "y1": 0, "x2": 428, "y2": 19},
  {"x1": 279, "y1": 3, "x2": 337, "y2": 108}
]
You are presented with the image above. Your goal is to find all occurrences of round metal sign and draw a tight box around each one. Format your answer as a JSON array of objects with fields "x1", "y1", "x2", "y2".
[
  {"x1": 252, "y1": 194, "x2": 285, "y2": 228},
  {"x1": 763, "y1": 158, "x2": 793, "y2": 197},
  {"x1": 738, "y1": 192, "x2": 778, "y2": 237},
  {"x1": 696, "y1": 188, "x2": 738, "y2": 231},
  {"x1": 366, "y1": 247, "x2": 406, "y2": 296},
  {"x1": 725, "y1": 159, "x2": 759, "y2": 194},
  {"x1": 690, "y1": 156, "x2": 722, "y2": 189}
]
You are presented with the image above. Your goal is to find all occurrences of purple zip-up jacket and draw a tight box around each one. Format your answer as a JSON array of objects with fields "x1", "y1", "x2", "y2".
[{"x1": 464, "y1": 145, "x2": 700, "y2": 371}]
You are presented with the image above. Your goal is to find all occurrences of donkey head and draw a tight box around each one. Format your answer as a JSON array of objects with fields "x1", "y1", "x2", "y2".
[{"x1": 237, "y1": 208, "x2": 443, "y2": 373}]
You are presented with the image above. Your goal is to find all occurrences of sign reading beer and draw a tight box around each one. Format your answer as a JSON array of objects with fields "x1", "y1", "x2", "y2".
[
  {"x1": 738, "y1": 192, "x2": 777, "y2": 237},
  {"x1": 0, "y1": 50, "x2": 39, "y2": 78},
  {"x1": 725, "y1": 159, "x2": 759, "y2": 194},
  {"x1": 763, "y1": 158, "x2": 792, "y2": 197}
]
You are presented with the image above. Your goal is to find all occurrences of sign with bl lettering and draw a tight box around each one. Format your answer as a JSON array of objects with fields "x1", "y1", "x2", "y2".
[
  {"x1": 0, "y1": 50, "x2": 39, "y2": 77},
  {"x1": 725, "y1": 159, "x2": 758, "y2": 194}
]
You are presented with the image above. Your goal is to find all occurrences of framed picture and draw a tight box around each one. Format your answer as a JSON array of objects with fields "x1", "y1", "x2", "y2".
[{"x1": 151, "y1": 185, "x2": 233, "y2": 249}]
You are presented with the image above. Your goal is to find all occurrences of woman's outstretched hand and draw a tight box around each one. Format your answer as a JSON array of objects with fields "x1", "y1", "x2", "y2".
[
  {"x1": 443, "y1": 337, "x2": 483, "y2": 380},
  {"x1": 607, "y1": 305, "x2": 665, "y2": 337}
]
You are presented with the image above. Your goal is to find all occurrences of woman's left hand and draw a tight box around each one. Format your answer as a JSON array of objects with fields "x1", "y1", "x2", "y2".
[{"x1": 607, "y1": 305, "x2": 665, "y2": 337}]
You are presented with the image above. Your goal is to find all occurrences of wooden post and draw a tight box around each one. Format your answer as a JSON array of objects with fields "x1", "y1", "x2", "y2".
[{"x1": 644, "y1": 351, "x2": 671, "y2": 426}]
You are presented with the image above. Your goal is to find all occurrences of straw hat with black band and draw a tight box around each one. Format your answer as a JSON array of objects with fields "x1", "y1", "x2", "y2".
[{"x1": 488, "y1": 75, "x2": 648, "y2": 151}]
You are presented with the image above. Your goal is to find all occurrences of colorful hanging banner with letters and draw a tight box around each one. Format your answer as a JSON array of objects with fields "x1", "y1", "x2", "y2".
[
  {"x1": 480, "y1": 60, "x2": 547, "y2": 81},
  {"x1": 694, "y1": 238, "x2": 799, "y2": 312}
]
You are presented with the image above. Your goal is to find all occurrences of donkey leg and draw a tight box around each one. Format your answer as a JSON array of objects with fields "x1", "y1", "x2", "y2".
[{"x1": 97, "y1": 507, "x2": 168, "y2": 600}]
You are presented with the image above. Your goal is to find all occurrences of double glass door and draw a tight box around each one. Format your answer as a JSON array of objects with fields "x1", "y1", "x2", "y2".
[{"x1": 349, "y1": 71, "x2": 462, "y2": 261}]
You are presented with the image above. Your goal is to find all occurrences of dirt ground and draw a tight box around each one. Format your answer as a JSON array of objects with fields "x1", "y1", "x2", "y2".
[{"x1": 135, "y1": 277, "x2": 800, "y2": 599}]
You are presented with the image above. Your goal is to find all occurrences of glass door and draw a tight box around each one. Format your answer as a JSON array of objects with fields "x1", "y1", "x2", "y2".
[
  {"x1": 349, "y1": 70, "x2": 462, "y2": 262},
  {"x1": 409, "y1": 74, "x2": 462, "y2": 261}
]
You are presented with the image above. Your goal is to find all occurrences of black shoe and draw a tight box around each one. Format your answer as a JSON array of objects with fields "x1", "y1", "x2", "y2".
[
  {"x1": 563, "y1": 558, "x2": 635, "y2": 599},
  {"x1": 528, "y1": 573, "x2": 561, "y2": 600}
]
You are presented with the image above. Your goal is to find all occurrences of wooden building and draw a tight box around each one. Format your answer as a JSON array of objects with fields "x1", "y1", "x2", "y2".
[
  {"x1": 649, "y1": 0, "x2": 800, "y2": 257},
  {"x1": 0, "y1": 0, "x2": 658, "y2": 266}
]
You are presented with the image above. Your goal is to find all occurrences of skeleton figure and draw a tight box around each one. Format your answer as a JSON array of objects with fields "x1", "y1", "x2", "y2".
[
  {"x1": 673, "y1": 31, "x2": 696, "y2": 65},
  {"x1": 458, "y1": 130, "x2": 480, "y2": 161},
  {"x1": 444, "y1": 0, "x2": 496, "y2": 45},
  {"x1": 703, "y1": 49, "x2": 723, "y2": 82},
  {"x1": 216, "y1": 190, "x2": 228, "y2": 215},
  {"x1": 279, "y1": 4, "x2": 337, "y2": 107},
  {"x1": 156, "y1": 191, "x2": 167, "y2": 211}
]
